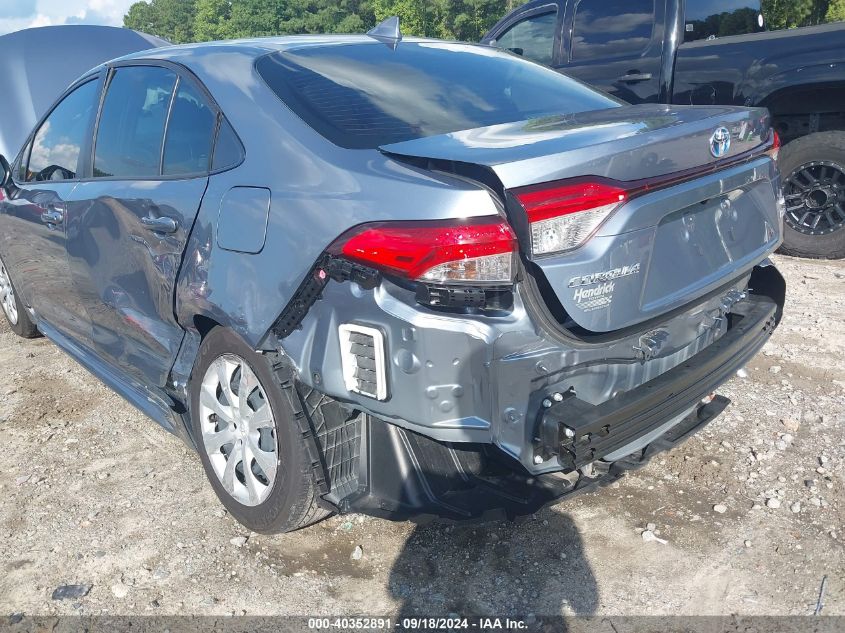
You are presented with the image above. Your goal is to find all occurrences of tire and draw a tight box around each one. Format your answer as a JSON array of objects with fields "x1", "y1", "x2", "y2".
[
  {"x1": 0, "y1": 253, "x2": 39, "y2": 338},
  {"x1": 778, "y1": 131, "x2": 845, "y2": 259},
  {"x1": 189, "y1": 327, "x2": 329, "y2": 533}
]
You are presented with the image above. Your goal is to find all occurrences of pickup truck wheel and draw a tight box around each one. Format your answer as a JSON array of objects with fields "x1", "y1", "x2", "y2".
[
  {"x1": 778, "y1": 131, "x2": 845, "y2": 259},
  {"x1": 0, "y1": 255, "x2": 39, "y2": 338},
  {"x1": 189, "y1": 327, "x2": 329, "y2": 533}
]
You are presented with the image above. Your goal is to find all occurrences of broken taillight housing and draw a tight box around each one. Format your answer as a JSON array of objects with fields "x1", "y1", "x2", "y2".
[
  {"x1": 514, "y1": 181, "x2": 627, "y2": 256},
  {"x1": 329, "y1": 217, "x2": 518, "y2": 285}
]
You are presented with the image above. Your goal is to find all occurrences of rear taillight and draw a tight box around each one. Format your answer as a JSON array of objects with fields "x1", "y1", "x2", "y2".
[
  {"x1": 766, "y1": 130, "x2": 781, "y2": 161},
  {"x1": 514, "y1": 181, "x2": 627, "y2": 256},
  {"x1": 330, "y1": 217, "x2": 517, "y2": 285}
]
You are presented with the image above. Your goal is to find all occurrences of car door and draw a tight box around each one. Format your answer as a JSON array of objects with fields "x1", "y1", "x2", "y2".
[
  {"x1": 0, "y1": 77, "x2": 102, "y2": 343},
  {"x1": 487, "y1": 2, "x2": 564, "y2": 67},
  {"x1": 559, "y1": 0, "x2": 666, "y2": 103},
  {"x1": 66, "y1": 63, "x2": 216, "y2": 388}
]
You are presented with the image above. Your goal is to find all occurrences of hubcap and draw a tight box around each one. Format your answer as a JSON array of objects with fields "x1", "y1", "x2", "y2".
[
  {"x1": 199, "y1": 354, "x2": 278, "y2": 506},
  {"x1": 0, "y1": 260, "x2": 19, "y2": 326},
  {"x1": 783, "y1": 160, "x2": 845, "y2": 235}
]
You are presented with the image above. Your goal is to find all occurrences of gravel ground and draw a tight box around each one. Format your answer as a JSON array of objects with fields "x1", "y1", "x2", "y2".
[{"x1": 0, "y1": 254, "x2": 843, "y2": 617}]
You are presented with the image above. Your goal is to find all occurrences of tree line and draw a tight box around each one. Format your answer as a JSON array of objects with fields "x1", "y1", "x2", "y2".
[
  {"x1": 123, "y1": 0, "x2": 845, "y2": 44},
  {"x1": 123, "y1": 0, "x2": 519, "y2": 44}
]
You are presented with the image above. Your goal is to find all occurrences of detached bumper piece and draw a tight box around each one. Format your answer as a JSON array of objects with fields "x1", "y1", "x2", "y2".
[{"x1": 534, "y1": 292, "x2": 779, "y2": 468}]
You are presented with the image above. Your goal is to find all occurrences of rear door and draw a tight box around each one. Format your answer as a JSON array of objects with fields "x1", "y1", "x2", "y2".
[
  {"x1": 66, "y1": 63, "x2": 216, "y2": 388},
  {"x1": 559, "y1": 0, "x2": 666, "y2": 103},
  {"x1": 0, "y1": 77, "x2": 101, "y2": 343}
]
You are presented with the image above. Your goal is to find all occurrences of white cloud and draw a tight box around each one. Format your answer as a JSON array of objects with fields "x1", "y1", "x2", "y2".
[{"x1": 0, "y1": 0, "x2": 137, "y2": 36}]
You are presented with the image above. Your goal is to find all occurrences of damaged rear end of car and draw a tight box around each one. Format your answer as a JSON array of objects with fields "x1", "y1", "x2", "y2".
[{"x1": 179, "y1": 39, "x2": 786, "y2": 523}]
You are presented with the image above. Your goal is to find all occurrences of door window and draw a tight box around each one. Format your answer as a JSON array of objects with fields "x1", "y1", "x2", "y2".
[
  {"x1": 494, "y1": 10, "x2": 558, "y2": 65},
  {"x1": 162, "y1": 79, "x2": 216, "y2": 176},
  {"x1": 25, "y1": 79, "x2": 100, "y2": 182},
  {"x1": 94, "y1": 66, "x2": 177, "y2": 178},
  {"x1": 571, "y1": 0, "x2": 655, "y2": 62}
]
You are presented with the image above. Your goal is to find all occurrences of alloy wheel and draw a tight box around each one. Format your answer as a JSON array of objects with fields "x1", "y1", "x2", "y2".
[
  {"x1": 0, "y1": 260, "x2": 19, "y2": 326},
  {"x1": 198, "y1": 354, "x2": 279, "y2": 506},
  {"x1": 783, "y1": 160, "x2": 845, "y2": 235}
]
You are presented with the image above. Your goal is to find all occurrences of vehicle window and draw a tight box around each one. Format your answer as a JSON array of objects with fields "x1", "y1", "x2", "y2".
[
  {"x1": 212, "y1": 118, "x2": 243, "y2": 171},
  {"x1": 570, "y1": 0, "x2": 655, "y2": 62},
  {"x1": 684, "y1": 0, "x2": 762, "y2": 42},
  {"x1": 494, "y1": 11, "x2": 557, "y2": 65},
  {"x1": 26, "y1": 80, "x2": 99, "y2": 182},
  {"x1": 162, "y1": 78, "x2": 216, "y2": 176},
  {"x1": 255, "y1": 42, "x2": 620, "y2": 150},
  {"x1": 94, "y1": 66, "x2": 176, "y2": 178}
]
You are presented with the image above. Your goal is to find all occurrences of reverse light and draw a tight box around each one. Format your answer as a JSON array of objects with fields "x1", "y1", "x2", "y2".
[
  {"x1": 331, "y1": 217, "x2": 517, "y2": 284},
  {"x1": 514, "y1": 181, "x2": 627, "y2": 256}
]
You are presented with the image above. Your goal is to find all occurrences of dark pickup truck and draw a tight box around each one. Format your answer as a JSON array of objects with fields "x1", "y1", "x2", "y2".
[{"x1": 482, "y1": 0, "x2": 845, "y2": 259}]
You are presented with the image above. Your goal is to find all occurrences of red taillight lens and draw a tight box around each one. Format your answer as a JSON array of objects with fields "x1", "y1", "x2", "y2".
[
  {"x1": 514, "y1": 181, "x2": 627, "y2": 256},
  {"x1": 331, "y1": 217, "x2": 517, "y2": 284},
  {"x1": 766, "y1": 129, "x2": 781, "y2": 161}
]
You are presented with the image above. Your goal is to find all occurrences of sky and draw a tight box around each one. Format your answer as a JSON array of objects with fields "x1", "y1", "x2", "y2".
[{"x1": 0, "y1": 0, "x2": 137, "y2": 36}]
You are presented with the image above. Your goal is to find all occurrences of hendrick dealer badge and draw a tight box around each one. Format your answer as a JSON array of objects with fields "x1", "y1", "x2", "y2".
[{"x1": 569, "y1": 263, "x2": 641, "y2": 312}]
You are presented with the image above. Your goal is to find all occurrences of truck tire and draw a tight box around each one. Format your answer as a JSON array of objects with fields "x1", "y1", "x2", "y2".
[
  {"x1": 778, "y1": 131, "x2": 845, "y2": 259},
  {"x1": 189, "y1": 327, "x2": 330, "y2": 533}
]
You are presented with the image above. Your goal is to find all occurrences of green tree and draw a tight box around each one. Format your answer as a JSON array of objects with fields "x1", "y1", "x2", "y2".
[
  {"x1": 194, "y1": 0, "x2": 232, "y2": 41},
  {"x1": 827, "y1": 0, "x2": 845, "y2": 21},
  {"x1": 124, "y1": 0, "x2": 197, "y2": 43}
]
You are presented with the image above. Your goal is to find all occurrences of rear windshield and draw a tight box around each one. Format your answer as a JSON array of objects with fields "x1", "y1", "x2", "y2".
[{"x1": 256, "y1": 42, "x2": 620, "y2": 149}]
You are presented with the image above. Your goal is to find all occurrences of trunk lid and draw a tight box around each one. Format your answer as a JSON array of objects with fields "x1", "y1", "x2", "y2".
[
  {"x1": 380, "y1": 104, "x2": 770, "y2": 188},
  {"x1": 381, "y1": 104, "x2": 782, "y2": 333}
]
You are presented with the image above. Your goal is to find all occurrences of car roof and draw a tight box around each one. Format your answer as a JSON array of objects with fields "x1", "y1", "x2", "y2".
[{"x1": 108, "y1": 34, "x2": 453, "y2": 66}]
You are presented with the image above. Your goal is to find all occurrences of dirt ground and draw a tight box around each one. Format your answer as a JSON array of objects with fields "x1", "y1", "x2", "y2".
[{"x1": 0, "y1": 254, "x2": 843, "y2": 618}]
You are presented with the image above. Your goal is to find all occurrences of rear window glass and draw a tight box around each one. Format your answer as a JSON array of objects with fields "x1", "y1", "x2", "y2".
[
  {"x1": 684, "y1": 0, "x2": 763, "y2": 42},
  {"x1": 256, "y1": 42, "x2": 619, "y2": 149}
]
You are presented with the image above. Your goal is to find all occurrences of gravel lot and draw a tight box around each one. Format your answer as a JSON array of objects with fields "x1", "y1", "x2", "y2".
[{"x1": 1, "y1": 255, "x2": 843, "y2": 618}]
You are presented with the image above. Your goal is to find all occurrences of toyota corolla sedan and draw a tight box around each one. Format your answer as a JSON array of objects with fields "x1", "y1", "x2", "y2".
[{"x1": 0, "y1": 31, "x2": 785, "y2": 532}]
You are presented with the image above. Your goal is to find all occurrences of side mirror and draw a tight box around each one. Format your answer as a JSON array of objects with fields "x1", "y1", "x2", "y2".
[{"x1": 0, "y1": 154, "x2": 11, "y2": 191}]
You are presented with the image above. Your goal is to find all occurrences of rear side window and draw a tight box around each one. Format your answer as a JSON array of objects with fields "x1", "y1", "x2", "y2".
[
  {"x1": 162, "y1": 78, "x2": 216, "y2": 175},
  {"x1": 26, "y1": 79, "x2": 99, "y2": 182},
  {"x1": 684, "y1": 0, "x2": 762, "y2": 42},
  {"x1": 94, "y1": 66, "x2": 176, "y2": 178},
  {"x1": 212, "y1": 118, "x2": 243, "y2": 171},
  {"x1": 571, "y1": 0, "x2": 655, "y2": 62},
  {"x1": 494, "y1": 11, "x2": 558, "y2": 65},
  {"x1": 256, "y1": 42, "x2": 619, "y2": 149}
]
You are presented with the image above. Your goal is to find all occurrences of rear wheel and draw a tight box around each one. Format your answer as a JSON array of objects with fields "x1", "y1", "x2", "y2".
[
  {"x1": 0, "y1": 254, "x2": 39, "y2": 338},
  {"x1": 778, "y1": 131, "x2": 845, "y2": 259},
  {"x1": 189, "y1": 328, "x2": 329, "y2": 533}
]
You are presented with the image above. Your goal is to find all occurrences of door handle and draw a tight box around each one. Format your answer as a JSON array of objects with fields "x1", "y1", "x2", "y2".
[
  {"x1": 141, "y1": 215, "x2": 179, "y2": 234},
  {"x1": 40, "y1": 208, "x2": 64, "y2": 225},
  {"x1": 617, "y1": 72, "x2": 653, "y2": 83}
]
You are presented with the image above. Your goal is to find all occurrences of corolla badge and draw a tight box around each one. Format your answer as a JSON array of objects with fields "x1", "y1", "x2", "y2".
[{"x1": 709, "y1": 126, "x2": 731, "y2": 158}]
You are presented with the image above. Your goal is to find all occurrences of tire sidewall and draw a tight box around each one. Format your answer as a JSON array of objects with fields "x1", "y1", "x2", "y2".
[
  {"x1": 189, "y1": 328, "x2": 310, "y2": 533},
  {"x1": 0, "y1": 254, "x2": 37, "y2": 338},
  {"x1": 778, "y1": 132, "x2": 845, "y2": 260}
]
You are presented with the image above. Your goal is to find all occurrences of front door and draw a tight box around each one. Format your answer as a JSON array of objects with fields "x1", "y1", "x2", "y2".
[
  {"x1": 66, "y1": 65, "x2": 215, "y2": 388},
  {"x1": 0, "y1": 78, "x2": 101, "y2": 343}
]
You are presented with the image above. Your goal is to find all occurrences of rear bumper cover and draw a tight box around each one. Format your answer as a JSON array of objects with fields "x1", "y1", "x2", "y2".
[
  {"x1": 534, "y1": 292, "x2": 778, "y2": 470},
  {"x1": 304, "y1": 265, "x2": 784, "y2": 521}
]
